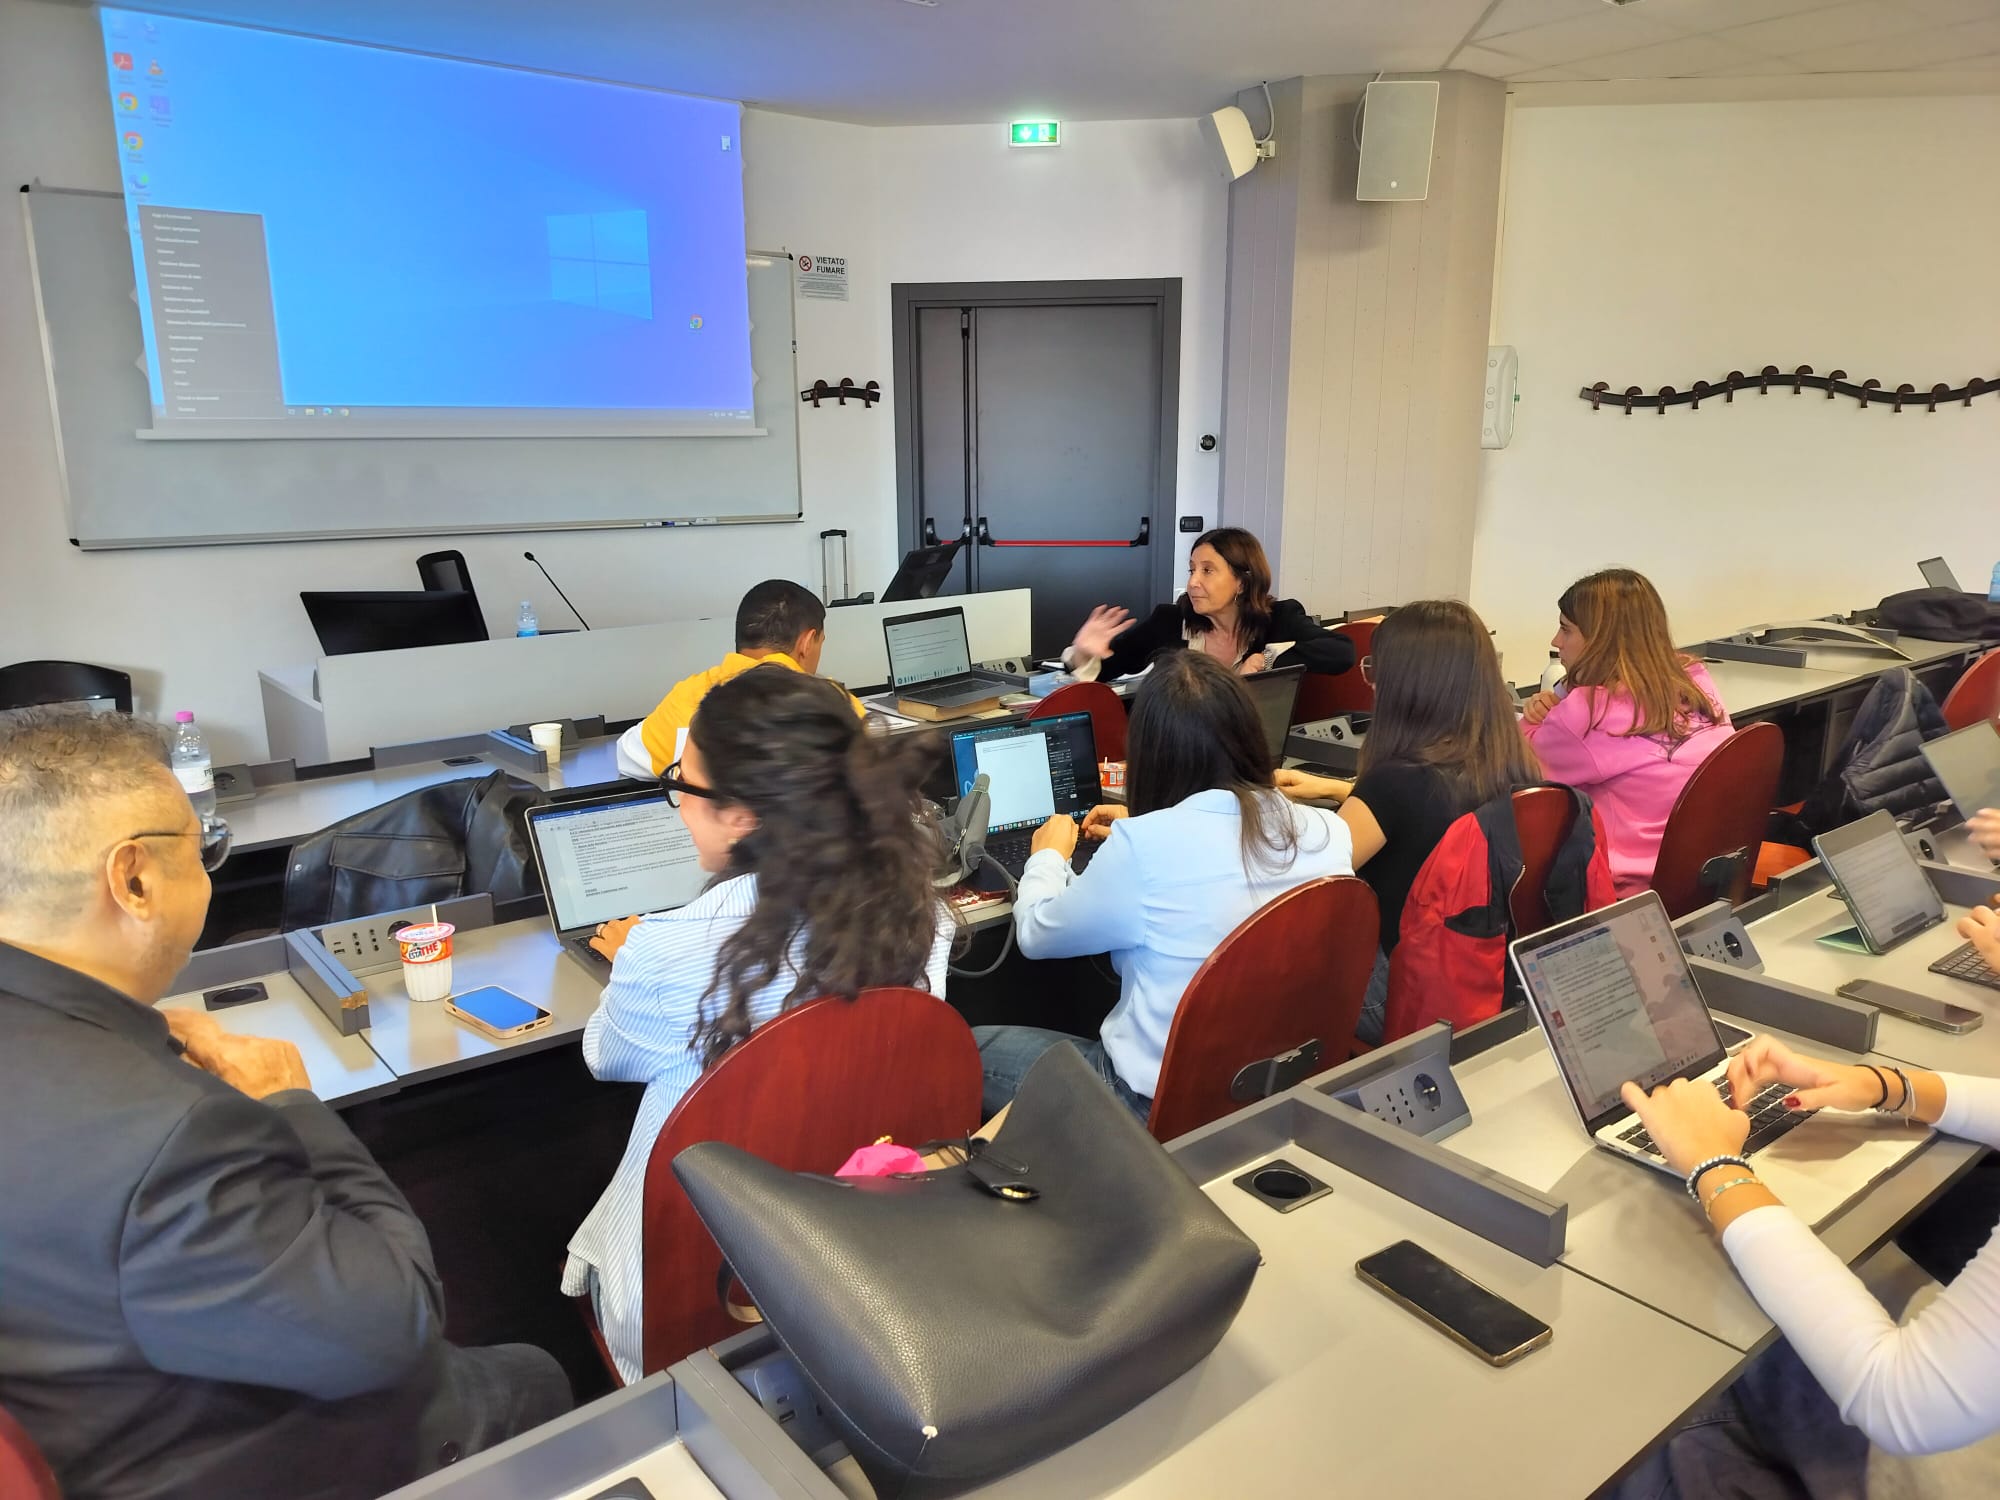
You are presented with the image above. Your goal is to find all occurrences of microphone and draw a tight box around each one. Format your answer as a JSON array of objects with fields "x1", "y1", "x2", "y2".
[{"x1": 523, "y1": 551, "x2": 591, "y2": 630}]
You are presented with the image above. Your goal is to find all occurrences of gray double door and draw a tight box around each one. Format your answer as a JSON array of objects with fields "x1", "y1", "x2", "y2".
[{"x1": 897, "y1": 286, "x2": 1180, "y2": 657}]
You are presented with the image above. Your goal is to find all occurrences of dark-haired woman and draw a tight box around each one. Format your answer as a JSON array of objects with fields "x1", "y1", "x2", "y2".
[
  {"x1": 561, "y1": 666, "x2": 957, "y2": 1382},
  {"x1": 1276, "y1": 600, "x2": 1540, "y2": 1042},
  {"x1": 1065, "y1": 527, "x2": 1357, "y2": 682},
  {"x1": 972, "y1": 651, "x2": 1353, "y2": 1119}
]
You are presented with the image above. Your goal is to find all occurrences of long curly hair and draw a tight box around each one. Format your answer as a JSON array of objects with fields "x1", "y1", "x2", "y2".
[
  {"x1": 686, "y1": 667, "x2": 946, "y2": 1068},
  {"x1": 1557, "y1": 568, "x2": 1722, "y2": 742}
]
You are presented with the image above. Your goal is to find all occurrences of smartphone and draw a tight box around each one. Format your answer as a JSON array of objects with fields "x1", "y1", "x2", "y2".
[
  {"x1": 444, "y1": 986, "x2": 554, "y2": 1041},
  {"x1": 1835, "y1": 979, "x2": 1983, "y2": 1034},
  {"x1": 1355, "y1": 1241, "x2": 1552, "y2": 1367}
]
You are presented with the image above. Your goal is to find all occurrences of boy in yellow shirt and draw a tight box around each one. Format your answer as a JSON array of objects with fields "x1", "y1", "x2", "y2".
[{"x1": 614, "y1": 580, "x2": 865, "y2": 779}]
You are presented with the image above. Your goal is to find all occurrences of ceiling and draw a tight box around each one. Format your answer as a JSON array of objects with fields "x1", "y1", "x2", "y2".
[{"x1": 59, "y1": 0, "x2": 2000, "y2": 124}]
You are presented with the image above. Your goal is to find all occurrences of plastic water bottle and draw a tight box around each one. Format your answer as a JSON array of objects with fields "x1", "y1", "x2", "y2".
[
  {"x1": 1989, "y1": 562, "x2": 2000, "y2": 604},
  {"x1": 170, "y1": 711, "x2": 216, "y2": 821},
  {"x1": 516, "y1": 601, "x2": 540, "y2": 638},
  {"x1": 1539, "y1": 650, "x2": 1564, "y2": 695}
]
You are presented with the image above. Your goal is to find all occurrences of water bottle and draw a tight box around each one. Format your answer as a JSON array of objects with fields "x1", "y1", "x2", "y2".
[
  {"x1": 1539, "y1": 650, "x2": 1564, "y2": 695},
  {"x1": 516, "y1": 601, "x2": 540, "y2": 638},
  {"x1": 170, "y1": 711, "x2": 216, "y2": 822},
  {"x1": 1989, "y1": 562, "x2": 2000, "y2": 604}
]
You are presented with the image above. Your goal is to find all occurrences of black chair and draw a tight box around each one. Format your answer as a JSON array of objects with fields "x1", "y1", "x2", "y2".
[
  {"x1": 415, "y1": 550, "x2": 488, "y2": 641},
  {"x1": 0, "y1": 660, "x2": 134, "y2": 715}
]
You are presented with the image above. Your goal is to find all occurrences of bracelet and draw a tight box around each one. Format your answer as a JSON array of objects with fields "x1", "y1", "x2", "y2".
[
  {"x1": 1888, "y1": 1066, "x2": 1917, "y2": 1118},
  {"x1": 1864, "y1": 1065, "x2": 1890, "y2": 1109},
  {"x1": 1685, "y1": 1154, "x2": 1752, "y2": 1201},
  {"x1": 1700, "y1": 1175, "x2": 1764, "y2": 1219}
]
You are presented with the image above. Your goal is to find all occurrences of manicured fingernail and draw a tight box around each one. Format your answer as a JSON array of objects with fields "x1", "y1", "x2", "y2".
[{"x1": 1783, "y1": 1096, "x2": 1801, "y2": 1110}]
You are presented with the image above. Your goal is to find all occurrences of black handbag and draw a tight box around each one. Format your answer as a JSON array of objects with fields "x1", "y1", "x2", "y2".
[{"x1": 672, "y1": 1041, "x2": 1260, "y2": 1499}]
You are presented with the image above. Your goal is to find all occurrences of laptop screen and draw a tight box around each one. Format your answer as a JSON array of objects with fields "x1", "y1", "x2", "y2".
[
  {"x1": 949, "y1": 712, "x2": 1101, "y2": 834},
  {"x1": 1242, "y1": 665, "x2": 1304, "y2": 765},
  {"x1": 1815, "y1": 810, "x2": 1947, "y2": 951},
  {"x1": 884, "y1": 608, "x2": 973, "y2": 689},
  {"x1": 1511, "y1": 892, "x2": 1724, "y2": 1129},
  {"x1": 1921, "y1": 721, "x2": 2000, "y2": 822},
  {"x1": 528, "y1": 792, "x2": 708, "y2": 933},
  {"x1": 1919, "y1": 557, "x2": 1961, "y2": 591}
]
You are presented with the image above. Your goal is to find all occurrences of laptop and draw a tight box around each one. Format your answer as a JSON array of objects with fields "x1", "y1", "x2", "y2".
[
  {"x1": 948, "y1": 711, "x2": 1103, "y2": 885},
  {"x1": 525, "y1": 789, "x2": 711, "y2": 978},
  {"x1": 1815, "y1": 809, "x2": 2000, "y2": 990},
  {"x1": 1919, "y1": 557, "x2": 1963, "y2": 592},
  {"x1": 1242, "y1": 664, "x2": 1305, "y2": 768},
  {"x1": 883, "y1": 606, "x2": 1022, "y2": 708},
  {"x1": 300, "y1": 589, "x2": 488, "y2": 655},
  {"x1": 1509, "y1": 890, "x2": 1931, "y2": 1227},
  {"x1": 881, "y1": 543, "x2": 962, "y2": 603},
  {"x1": 1920, "y1": 720, "x2": 2000, "y2": 825}
]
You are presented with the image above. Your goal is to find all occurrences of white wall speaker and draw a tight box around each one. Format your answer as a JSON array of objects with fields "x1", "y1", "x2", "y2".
[
  {"x1": 1199, "y1": 105, "x2": 1272, "y2": 182},
  {"x1": 1356, "y1": 80, "x2": 1439, "y2": 202}
]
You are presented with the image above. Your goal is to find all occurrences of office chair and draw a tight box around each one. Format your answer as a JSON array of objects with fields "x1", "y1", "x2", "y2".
[
  {"x1": 0, "y1": 660, "x2": 134, "y2": 715},
  {"x1": 414, "y1": 550, "x2": 488, "y2": 641},
  {"x1": 1292, "y1": 620, "x2": 1377, "y2": 722},
  {"x1": 1027, "y1": 681, "x2": 1128, "y2": 761},
  {"x1": 1650, "y1": 722, "x2": 1786, "y2": 919},
  {"x1": 1941, "y1": 650, "x2": 2000, "y2": 732},
  {"x1": 1509, "y1": 786, "x2": 1581, "y2": 938}
]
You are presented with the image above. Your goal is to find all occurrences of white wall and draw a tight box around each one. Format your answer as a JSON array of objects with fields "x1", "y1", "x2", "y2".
[
  {"x1": 0, "y1": 0, "x2": 1224, "y2": 759},
  {"x1": 1469, "y1": 94, "x2": 2000, "y2": 674}
]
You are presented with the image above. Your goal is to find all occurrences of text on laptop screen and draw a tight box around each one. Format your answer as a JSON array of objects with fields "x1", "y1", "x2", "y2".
[
  {"x1": 532, "y1": 795, "x2": 707, "y2": 931},
  {"x1": 1820, "y1": 817, "x2": 1945, "y2": 948},
  {"x1": 950, "y1": 713, "x2": 1098, "y2": 833},
  {"x1": 1516, "y1": 898, "x2": 1720, "y2": 1123},
  {"x1": 885, "y1": 611, "x2": 972, "y2": 688}
]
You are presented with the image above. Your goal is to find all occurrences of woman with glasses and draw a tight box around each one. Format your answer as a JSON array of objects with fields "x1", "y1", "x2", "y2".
[
  {"x1": 560, "y1": 666, "x2": 958, "y2": 1383},
  {"x1": 1274, "y1": 601, "x2": 1539, "y2": 1043},
  {"x1": 1522, "y1": 568, "x2": 1733, "y2": 895}
]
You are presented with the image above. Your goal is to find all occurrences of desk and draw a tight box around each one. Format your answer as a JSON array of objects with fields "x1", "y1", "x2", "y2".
[{"x1": 157, "y1": 967, "x2": 400, "y2": 1107}]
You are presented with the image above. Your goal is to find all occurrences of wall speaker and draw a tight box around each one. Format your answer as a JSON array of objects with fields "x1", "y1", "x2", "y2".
[
  {"x1": 1199, "y1": 104, "x2": 1275, "y2": 182},
  {"x1": 1356, "y1": 80, "x2": 1439, "y2": 202}
]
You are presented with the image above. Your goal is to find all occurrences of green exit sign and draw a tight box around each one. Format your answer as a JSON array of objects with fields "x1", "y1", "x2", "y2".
[{"x1": 1009, "y1": 120, "x2": 1061, "y2": 148}]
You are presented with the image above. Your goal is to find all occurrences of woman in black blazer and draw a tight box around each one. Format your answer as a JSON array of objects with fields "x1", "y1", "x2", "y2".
[{"x1": 1064, "y1": 527, "x2": 1357, "y2": 682}]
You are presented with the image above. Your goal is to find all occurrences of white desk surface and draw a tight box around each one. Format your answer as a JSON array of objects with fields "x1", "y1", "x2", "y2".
[
  {"x1": 968, "y1": 1140, "x2": 1738, "y2": 1499},
  {"x1": 1446, "y1": 1024, "x2": 1975, "y2": 1351},
  {"x1": 157, "y1": 969, "x2": 400, "y2": 1107},
  {"x1": 1694, "y1": 636, "x2": 1975, "y2": 720},
  {"x1": 1746, "y1": 888, "x2": 2000, "y2": 1074},
  {"x1": 356, "y1": 918, "x2": 608, "y2": 1084}
]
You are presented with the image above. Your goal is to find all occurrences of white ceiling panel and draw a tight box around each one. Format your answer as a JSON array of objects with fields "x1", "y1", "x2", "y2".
[
  {"x1": 1718, "y1": 1, "x2": 1940, "y2": 55},
  {"x1": 1581, "y1": 33, "x2": 1772, "y2": 78}
]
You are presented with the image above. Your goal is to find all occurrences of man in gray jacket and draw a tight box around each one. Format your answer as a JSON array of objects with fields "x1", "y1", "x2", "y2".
[{"x1": 0, "y1": 711, "x2": 568, "y2": 1499}]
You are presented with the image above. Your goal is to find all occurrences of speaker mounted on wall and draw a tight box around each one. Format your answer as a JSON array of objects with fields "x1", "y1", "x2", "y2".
[{"x1": 1356, "y1": 80, "x2": 1439, "y2": 202}]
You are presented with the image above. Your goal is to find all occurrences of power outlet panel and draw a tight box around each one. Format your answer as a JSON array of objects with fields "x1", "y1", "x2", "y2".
[
  {"x1": 1329, "y1": 1037, "x2": 1470, "y2": 1142},
  {"x1": 320, "y1": 902, "x2": 445, "y2": 976},
  {"x1": 1674, "y1": 901, "x2": 1763, "y2": 972}
]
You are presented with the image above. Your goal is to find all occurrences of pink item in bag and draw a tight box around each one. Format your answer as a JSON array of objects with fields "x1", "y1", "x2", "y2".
[{"x1": 836, "y1": 1142, "x2": 928, "y2": 1178}]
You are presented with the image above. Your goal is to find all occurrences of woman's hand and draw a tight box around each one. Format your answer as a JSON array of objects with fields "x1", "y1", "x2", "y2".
[
  {"x1": 1274, "y1": 768, "x2": 1350, "y2": 803},
  {"x1": 1725, "y1": 1034, "x2": 1881, "y2": 1113},
  {"x1": 1959, "y1": 901, "x2": 2000, "y2": 969},
  {"x1": 1239, "y1": 652, "x2": 1267, "y2": 676},
  {"x1": 1081, "y1": 804, "x2": 1128, "y2": 842},
  {"x1": 1069, "y1": 605, "x2": 1132, "y2": 663},
  {"x1": 1030, "y1": 814, "x2": 1079, "y2": 861},
  {"x1": 1521, "y1": 689, "x2": 1561, "y2": 725},
  {"x1": 589, "y1": 914, "x2": 642, "y2": 961},
  {"x1": 1968, "y1": 809, "x2": 2000, "y2": 860},
  {"x1": 1618, "y1": 1077, "x2": 1750, "y2": 1178}
]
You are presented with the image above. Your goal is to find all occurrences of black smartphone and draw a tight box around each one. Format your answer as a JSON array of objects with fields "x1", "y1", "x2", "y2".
[
  {"x1": 1835, "y1": 979, "x2": 1983, "y2": 1034},
  {"x1": 1355, "y1": 1241, "x2": 1552, "y2": 1367}
]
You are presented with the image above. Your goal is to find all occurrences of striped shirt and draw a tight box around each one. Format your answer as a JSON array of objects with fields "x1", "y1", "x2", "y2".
[{"x1": 561, "y1": 873, "x2": 954, "y2": 1383}]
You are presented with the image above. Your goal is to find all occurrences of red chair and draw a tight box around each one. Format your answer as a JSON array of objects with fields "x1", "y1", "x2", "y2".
[
  {"x1": 1292, "y1": 621, "x2": 1377, "y2": 722},
  {"x1": 0, "y1": 1406, "x2": 60, "y2": 1500},
  {"x1": 1147, "y1": 876, "x2": 1379, "y2": 1142},
  {"x1": 1941, "y1": 650, "x2": 2000, "y2": 732},
  {"x1": 610, "y1": 987, "x2": 981, "y2": 1378},
  {"x1": 1649, "y1": 722, "x2": 1786, "y2": 919},
  {"x1": 1029, "y1": 680, "x2": 1128, "y2": 762},
  {"x1": 1509, "y1": 787, "x2": 1579, "y2": 938}
]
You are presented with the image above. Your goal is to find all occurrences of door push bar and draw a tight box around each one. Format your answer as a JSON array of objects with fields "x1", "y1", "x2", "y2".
[{"x1": 974, "y1": 516, "x2": 1151, "y2": 549}]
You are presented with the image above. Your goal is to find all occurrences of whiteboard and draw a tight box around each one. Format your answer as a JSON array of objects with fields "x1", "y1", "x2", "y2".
[{"x1": 21, "y1": 185, "x2": 802, "y2": 549}]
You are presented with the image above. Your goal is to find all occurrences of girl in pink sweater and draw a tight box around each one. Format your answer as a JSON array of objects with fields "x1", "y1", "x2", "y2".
[{"x1": 1522, "y1": 569, "x2": 1734, "y2": 895}]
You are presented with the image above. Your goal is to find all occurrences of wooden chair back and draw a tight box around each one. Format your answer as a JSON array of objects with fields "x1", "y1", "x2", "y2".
[
  {"x1": 0, "y1": 1406, "x2": 60, "y2": 1500},
  {"x1": 1147, "y1": 876, "x2": 1379, "y2": 1142},
  {"x1": 1650, "y1": 722, "x2": 1786, "y2": 919},
  {"x1": 1509, "y1": 787, "x2": 1579, "y2": 937},
  {"x1": 630, "y1": 987, "x2": 980, "y2": 1376},
  {"x1": 1940, "y1": 650, "x2": 2000, "y2": 732},
  {"x1": 1291, "y1": 622, "x2": 1377, "y2": 722},
  {"x1": 1028, "y1": 680, "x2": 1128, "y2": 762}
]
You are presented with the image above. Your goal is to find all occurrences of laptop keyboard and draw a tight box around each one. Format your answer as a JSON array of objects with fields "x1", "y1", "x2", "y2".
[
  {"x1": 566, "y1": 935, "x2": 613, "y2": 976},
  {"x1": 1930, "y1": 940, "x2": 2000, "y2": 992},
  {"x1": 986, "y1": 827, "x2": 1100, "y2": 881},
  {"x1": 900, "y1": 679, "x2": 982, "y2": 706},
  {"x1": 1616, "y1": 1079, "x2": 1816, "y2": 1160}
]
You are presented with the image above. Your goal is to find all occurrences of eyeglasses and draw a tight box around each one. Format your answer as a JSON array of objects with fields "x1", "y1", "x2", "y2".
[
  {"x1": 128, "y1": 814, "x2": 233, "y2": 872},
  {"x1": 1359, "y1": 655, "x2": 1375, "y2": 686},
  {"x1": 660, "y1": 760, "x2": 719, "y2": 810}
]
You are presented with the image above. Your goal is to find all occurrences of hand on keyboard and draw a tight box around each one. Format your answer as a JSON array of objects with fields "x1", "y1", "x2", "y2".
[
  {"x1": 1617, "y1": 1076, "x2": 1749, "y2": 1179},
  {"x1": 1725, "y1": 1035, "x2": 1886, "y2": 1115},
  {"x1": 1957, "y1": 901, "x2": 2000, "y2": 972},
  {"x1": 589, "y1": 914, "x2": 642, "y2": 962},
  {"x1": 1029, "y1": 813, "x2": 1079, "y2": 862}
]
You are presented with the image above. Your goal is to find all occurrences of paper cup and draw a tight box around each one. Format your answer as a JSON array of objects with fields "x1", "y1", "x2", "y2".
[
  {"x1": 394, "y1": 921, "x2": 455, "y2": 1003},
  {"x1": 1100, "y1": 759, "x2": 1126, "y2": 791},
  {"x1": 528, "y1": 722, "x2": 563, "y2": 768}
]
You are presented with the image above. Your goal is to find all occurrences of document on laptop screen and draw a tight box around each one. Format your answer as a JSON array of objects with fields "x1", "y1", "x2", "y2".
[
  {"x1": 976, "y1": 731, "x2": 1057, "y2": 830},
  {"x1": 537, "y1": 798, "x2": 707, "y2": 931},
  {"x1": 1521, "y1": 909, "x2": 1717, "y2": 1121},
  {"x1": 886, "y1": 613, "x2": 972, "y2": 687},
  {"x1": 1826, "y1": 827, "x2": 1944, "y2": 946}
]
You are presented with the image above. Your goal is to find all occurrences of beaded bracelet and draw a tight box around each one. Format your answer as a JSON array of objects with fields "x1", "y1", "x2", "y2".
[
  {"x1": 1685, "y1": 1154, "x2": 1752, "y2": 1201},
  {"x1": 1700, "y1": 1175, "x2": 1763, "y2": 1220}
]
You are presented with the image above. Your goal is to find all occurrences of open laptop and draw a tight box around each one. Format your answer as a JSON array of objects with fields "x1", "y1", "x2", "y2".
[
  {"x1": 883, "y1": 606, "x2": 1022, "y2": 708},
  {"x1": 1510, "y1": 890, "x2": 1932, "y2": 1227},
  {"x1": 1242, "y1": 664, "x2": 1305, "y2": 769},
  {"x1": 881, "y1": 543, "x2": 961, "y2": 603},
  {"x1": 1921, "y1": 720, "x2": 2000, "y2": 825},
  {"x1": 949, "y1": 710, "x2": 1103, "y2": 885},
  {"x1": 525, "y1": 788, "x2": 711, "y2": 978},
  {"x1": 1919, "y1": 557, "x2": 1964, "y2": 592}
]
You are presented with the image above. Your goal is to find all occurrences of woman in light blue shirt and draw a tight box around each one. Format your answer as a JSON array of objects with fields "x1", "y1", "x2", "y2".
[
  {"x1": 561, "y1": 667, "x2": 956, "y2": 1383},
  {"x1": 974, "y1": 651, "x2": 1353, "y2": 1119}
]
